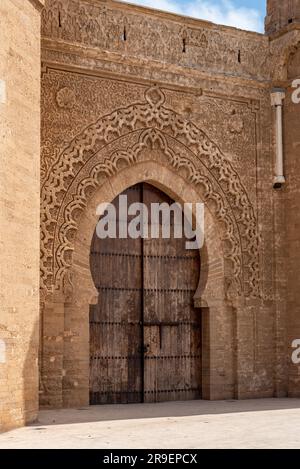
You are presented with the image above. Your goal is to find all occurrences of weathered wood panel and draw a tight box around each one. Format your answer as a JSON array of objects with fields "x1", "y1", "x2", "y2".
[
  {"x1": 143, "y1": 184, "x2": 201, "y2": 402},
  {"x1": 90, "y1": 185, "x2": 143, "y2": 404},
  {"x1": 90, "y1": 183, "x2": 201, "y2": 404}
]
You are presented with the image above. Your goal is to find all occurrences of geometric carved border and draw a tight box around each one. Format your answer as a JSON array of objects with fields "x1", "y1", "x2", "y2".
[{"x1": 41, "y1": 86, "x2": 259, "y2": 298}]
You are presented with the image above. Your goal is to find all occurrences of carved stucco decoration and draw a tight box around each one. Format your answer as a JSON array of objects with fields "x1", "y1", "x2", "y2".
[
  {"x1": 41, "y1": 86, "x2": 260, "y2": 300},
  {"x1": 56, "y1": 87, "x2": 76, "y2": 109},
  {"x1": 228, "y1": 112, "x2": 244, "y2": 134},
  {"x1": 42, "y1": 0, "x2": 271, "y2": 81}
]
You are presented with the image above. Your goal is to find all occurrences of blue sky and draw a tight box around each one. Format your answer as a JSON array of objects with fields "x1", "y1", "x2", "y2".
[{"x1": 121, "y1": 0, "x2": 266, "y2": 32}]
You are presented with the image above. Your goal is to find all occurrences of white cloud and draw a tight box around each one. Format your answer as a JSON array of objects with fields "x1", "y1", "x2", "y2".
[{"x1": 121, "y1": 0, "x2": 263, "y2": 32}]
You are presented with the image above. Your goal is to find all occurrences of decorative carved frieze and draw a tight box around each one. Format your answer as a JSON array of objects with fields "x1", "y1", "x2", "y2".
[
  {"x1": 42, "y1": 0, "x2": 271, "y2": 81},
  {"x1": 41, "y1": 84, "x2": 260, "y2": 299}
]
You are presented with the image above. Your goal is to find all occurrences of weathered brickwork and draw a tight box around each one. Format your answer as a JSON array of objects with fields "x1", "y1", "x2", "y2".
[
  {"x1": 1, "y1": 0, "x2": 300, "y2": 432},
  {"x1": 266, "y1": 0, "x2": 300, "y2": 34},
  {"x1": 0, "y1": 0, "x2": 44, "y2": 432},
  {"x1": 37, "y1": 0, "x2": 300, "y2": 408}
]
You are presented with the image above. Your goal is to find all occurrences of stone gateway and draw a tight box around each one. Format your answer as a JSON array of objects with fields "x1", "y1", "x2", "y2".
[{"x1": 0, "y1": 0, "x2": 300, "y2": 432}]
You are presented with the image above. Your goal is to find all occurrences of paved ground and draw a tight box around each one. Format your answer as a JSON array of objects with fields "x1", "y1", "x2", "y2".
[{"x1": 1, "y1": 399, "x2": 300, "y2": 449}]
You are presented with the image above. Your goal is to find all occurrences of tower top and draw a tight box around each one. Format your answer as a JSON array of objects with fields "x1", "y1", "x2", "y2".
[{"x1": 265, "y1": 0, "x2": 300, "y2": 34}]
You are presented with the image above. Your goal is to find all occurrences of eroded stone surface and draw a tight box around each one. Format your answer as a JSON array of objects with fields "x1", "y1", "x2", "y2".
[
  {"x1": 0, "y1": 0, "x2": 41, "y2": 432},
  {"x1": 1, "y1": 0, "x2": 300, "y2": 433}
]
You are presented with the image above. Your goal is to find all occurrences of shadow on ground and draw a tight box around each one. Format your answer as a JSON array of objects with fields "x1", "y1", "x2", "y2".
[{"x1": 33, "y1": 398, "x2": 300, "y2": 427}]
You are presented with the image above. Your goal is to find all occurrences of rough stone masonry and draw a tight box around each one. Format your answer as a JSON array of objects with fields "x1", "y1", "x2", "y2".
[{"x1": 0, "y1": 0, "x2": 300, "y2": 432}]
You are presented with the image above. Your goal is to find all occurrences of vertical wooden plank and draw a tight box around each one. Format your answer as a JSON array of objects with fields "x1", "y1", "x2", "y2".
[
  {"x1": 89, "y1": 185, "x2": 143, "y2": 405},
  {"x1": 143, "y1": 183, "x2": 201, "y2": 403}
]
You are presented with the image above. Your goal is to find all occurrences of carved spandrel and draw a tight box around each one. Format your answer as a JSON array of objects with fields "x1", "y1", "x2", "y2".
[{"x1": 41, "y1": 84, "x2": 260, "y2": 301}]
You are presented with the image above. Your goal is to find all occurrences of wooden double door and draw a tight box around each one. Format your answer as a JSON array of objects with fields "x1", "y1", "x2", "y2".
[{"x1": 89, "y1": 183, "x2": 201, "y2": 404}]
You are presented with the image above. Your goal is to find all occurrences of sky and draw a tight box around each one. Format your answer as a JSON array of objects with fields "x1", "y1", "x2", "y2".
[{"x1": 121, "y1": 0, "x2": 266, "y2": 32}]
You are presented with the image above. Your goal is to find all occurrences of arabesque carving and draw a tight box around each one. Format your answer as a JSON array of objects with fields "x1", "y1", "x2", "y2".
[
  {"x1": 42, "y1": 0, "x2": 271, "y2": 81},
  {"x1": 41, "y1": 86, "x2": 260, "y2": 299}
]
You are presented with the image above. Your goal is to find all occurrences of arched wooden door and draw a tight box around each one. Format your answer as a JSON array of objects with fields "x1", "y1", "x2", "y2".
[{"x1": 89, "y1": 183, "x2": 201, "y2": 404}]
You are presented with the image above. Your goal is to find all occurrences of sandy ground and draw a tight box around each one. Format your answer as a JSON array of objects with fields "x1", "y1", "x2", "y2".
[{"x1": 1, "y1": 398, "x2": 300, "y2": 449}]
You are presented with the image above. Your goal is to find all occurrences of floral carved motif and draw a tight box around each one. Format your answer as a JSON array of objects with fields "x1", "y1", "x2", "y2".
[
  {"x1": 41, "y1": 86, "x2": 260, "y2": 299},
  {"x1": 228, "y1": 113, "x2": 244, "y2": 134},
  {"x1": 56, "y1": 87, "x2": 76, "y2": 109}
]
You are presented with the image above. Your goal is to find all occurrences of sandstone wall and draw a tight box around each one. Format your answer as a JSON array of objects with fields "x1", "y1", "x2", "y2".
[
  {"x1": 0, "y1": 0, "x2": 43, "y2": 432},
  {"x1": 285, "y1": 45, "x2": 300, "y2": 397},
  {"x1": 40, "y1": 0, "x2": 279, "y2": 407},
  {"x1": 266, "y1": 0, "x2": 300, "y2": 34},
  {"x1": 1, "y1": 0, "x2": 300, "y2": 432},
  {"x1": 267, "y1": 1, "x2": 300, "y2": 397}
]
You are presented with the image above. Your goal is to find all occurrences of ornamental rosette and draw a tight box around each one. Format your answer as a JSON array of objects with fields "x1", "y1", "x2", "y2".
[
  {"x1": 56, "y1": 87, "x2": 76, "y2": 109},
  {"x1": 229, "y1": 114, "x2": 244, "y2": 134}
]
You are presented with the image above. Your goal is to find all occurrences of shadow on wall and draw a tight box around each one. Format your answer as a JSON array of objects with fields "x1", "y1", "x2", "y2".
[
  {"x1": 0, "y1": 319, "x2": 39, "y2": 433},
  {"x1": 23, "y1": 320, "x2": 40, "y2": 427}
]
